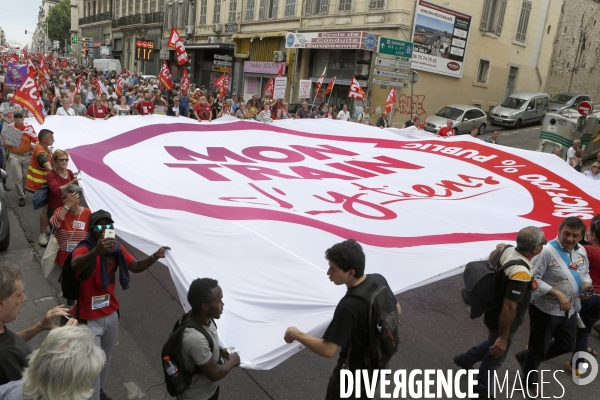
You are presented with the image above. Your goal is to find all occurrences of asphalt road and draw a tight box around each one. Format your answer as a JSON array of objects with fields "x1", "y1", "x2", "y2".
[{"x1": 0, "y1": 123, "x2": 598, "y2": 400}]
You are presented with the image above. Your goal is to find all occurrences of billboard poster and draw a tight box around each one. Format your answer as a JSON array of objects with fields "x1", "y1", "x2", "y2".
[{"x1": 411, "y1": 0, "x2": 472, "y2": 78}]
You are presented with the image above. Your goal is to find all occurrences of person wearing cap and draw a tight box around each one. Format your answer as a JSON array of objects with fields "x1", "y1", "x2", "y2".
[
  {"x1": 7, "y1": 109, "x2": 38, "y2": 207},
  {"x1": 70, "y1": 209, "x2": 170, "y2": 400},
  {"x1": 0, "y1": 94, "x2": 24, "y2": 126}
]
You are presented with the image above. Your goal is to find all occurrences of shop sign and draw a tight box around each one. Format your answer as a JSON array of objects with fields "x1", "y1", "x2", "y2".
[
  {"x1": 243, "y1": 61, "x2": 285, "y2": 74},
  {"x1": 213, "y1": 66, "x2": 232, "y2": 73},
  {"x1": 285, "y1": 31, "x2": 379, "y2": 50},
  {"x1": 225, "y1": 23, "x2": 238, "y2": 33}
]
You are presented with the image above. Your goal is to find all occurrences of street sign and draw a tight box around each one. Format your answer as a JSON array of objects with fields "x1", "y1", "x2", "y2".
[
  {"x1": 375, "y1": 57, "x2": 411, "y2": 70},
  {"x1": 373, "y1": 69, "x2": 409, "y2": 79},
  {"x1": 214, "y1": 54, "x2": 233, "y2": 61},
  {"x1": 372, "y1": 79, "x2": 408, "y2": 88},
  {"x1": 377, "y1": 37, "x2": 413, "y2": 58},
  {"x1": 213, "y1": 59, "x2": 232, "y2": 66},
  {"x1": 212, "y1": 66, "x2": 232, "y2": 73},
  {"x1": 578, "y1": 101, "x2": 593, "y2": 116},
  {"x1": 408, "y1": 70, "x2": 419, "y2": 84}
]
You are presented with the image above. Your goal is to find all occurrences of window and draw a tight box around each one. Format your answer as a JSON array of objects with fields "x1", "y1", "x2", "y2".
[
  {"x1": 480, "y1": 0, "x2": 507, "y2": 36},
  {"x1": 135, "y1": 0, "x2": 140, "y2": 13},
  {"x1": 151, "y1": 0, "x2": 156, "y2": 11},
  {"x1": 116, "y1": 0, "x2": 120, "y2": 17},
  {"x1": 228, "y1": 0, "x2": 237, "y2": 22},
  {"x1": 258, "y1": 0, "x2": 265, "y2": 19},
  {"x1": 246, "y1": 0, "x2": 254, "y2": 20},
  {"x1": 268, "y1": 0, "x2": 277, "y2": 18},
  {"x1": 543, "y1": 97, "x2": 548, "y2": 107},
  {"x1": 199, "y1": 0, "x2": 207, "y2": 24},
  {"x1": 177, "y1": 1, "x2": 183, "y2": 27},
  {"x1": 368, "y1": 0, "x2": 384, "y2": 10},
  {"x1": 159, "y1": 0, "x2": 164, "y2": 8},
  {"x1": 476, "y1": 59, "x2": 490, "y2": 83},
  {"x1": 129, "y1": 0, "x2": 133, "y2": 14},
  {"x1": 93, "y1": 1, "x2": 96, "y2": 14},
  {"x1": 284, "y1": 0, "x2": 295, "y2": 17},
  {"x1": 213, "y1": 0, "x2": 221, "y2": 23},
  {"x1": 338, "y1": 0, "x2": 351, "y2": 12},
  {"x1": 167, "y1": 2, "x2": 172, "y2": 27},
  {"x1": 515, "y1": 1, "x2": 532, "y2": 42},
  {"x1": 143, "y1": 0, "x2": 148, "y2": 13}
]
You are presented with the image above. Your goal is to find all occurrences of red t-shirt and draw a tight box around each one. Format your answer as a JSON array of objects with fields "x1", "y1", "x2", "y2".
[
  {"x1": 437, "y1": 127, "x2": 454, "y2": 137},
  {"x1": 86, "y1": 104, "x2": 109, "y2": 118},
  {"x1": 46, "y1": 169, "x2": 75, "y2": 210},
  {"x1": 49, "y1": 207, "x2": 92, "y2": 267},
  {"x1": 584, "y1": 244, "x2": 600, "y2": 291},
  {"x1": 136, "y1": 101, "x2": 155, "y2": 116},
  {"x1": 194, "y1": 102, "x2": 212, "y2": 120},
  {"x1": 71, "y1": 244, "x2": 135, "y2": 320}
]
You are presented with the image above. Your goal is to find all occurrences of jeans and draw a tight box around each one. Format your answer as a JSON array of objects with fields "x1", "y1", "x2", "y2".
[
  {"x1": 455, "y1": 329, "x2": 515, "y2": 396},
  {"x1": 517, "y1": 304, "x2": 577, "y2": 388},
  {"x1": 7, "y1": 152, "x2": 30, "y2": 199},
  {"x1": 572, "y1": 295, "x2": 600, "y2": 368},
  {"x1": 88, "y1": 311, "x2": 119, "y2": 400}
]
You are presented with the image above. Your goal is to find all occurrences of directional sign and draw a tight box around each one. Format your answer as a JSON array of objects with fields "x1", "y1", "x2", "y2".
[
  {"x1": 578, "y1": 101, "x2": 593, "y2": 116},
  {"x1": 213, "y1": 59, "x2": 232, "y2": 66},
  {"x1": 214, "y1": 54, "x2": 233, "y2": 61},
  {"x1": 372, "y1": 79, "x2": 408, "y2": 88},
  {"x1": 212, "y1": 66, "x2": 232, "y2": 73},
  {"x1": 377, "y1": 37, "x2": 413, "y2": 58},
  {"x1": 375, "y1": 57, "x2": 411, "y2": 70},
  {"x1": 373, "y1": 69, "x2": 409, "y2": 80}
]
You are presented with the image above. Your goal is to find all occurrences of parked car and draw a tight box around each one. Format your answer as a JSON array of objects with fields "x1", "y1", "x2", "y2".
[
  {"x1": 548, "y1": 93, "x2": 593, "y2": 113},
  {"x1": 424, "y1": 104, "x2": 488, "y2": 135},
  {"x1": 0, "y1": 170, "x2": 10, "y2": 251},
  {"x1": 288, "y1": 102, "x2": 304, "y2": 116},
  {"x1": 490, "y1": 91, "x2": 549, "y2": 128}
]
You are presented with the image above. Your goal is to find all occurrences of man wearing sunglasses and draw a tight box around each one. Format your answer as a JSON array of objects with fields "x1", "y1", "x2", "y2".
[
  {"x1": 6, "y1": 110, "x2": 38, "y2": 207},
  {"x1": 70, "y1": 209, "x2": 170, "y2": 400}
]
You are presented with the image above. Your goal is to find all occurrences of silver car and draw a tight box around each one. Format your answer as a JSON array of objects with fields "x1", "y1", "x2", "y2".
[
  {"x1": 424, "y1": 104, "x2": 488, "y2": 135},
  {"x1": 548, "y1": 93, "x2": 593, "y2": 113}
]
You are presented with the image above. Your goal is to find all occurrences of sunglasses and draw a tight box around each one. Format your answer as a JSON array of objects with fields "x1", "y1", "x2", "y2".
[
  {"x1": 538, "y1": 239, "x2": 548, "y2": 246},
  {"x1": 14, "y1": 116, "x2": 24, "y2": 119},
  {"x1": 92, "y1": 224, "x2": 114, "y2": 232}
]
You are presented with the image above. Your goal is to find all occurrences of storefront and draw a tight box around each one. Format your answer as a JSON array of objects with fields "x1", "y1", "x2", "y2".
[
  {"x1": 242, "y1": 61, "x2": 286, "y2": 100},
  {"x1": 180, "y1": 43, "x2": 236, "y2": 93}
]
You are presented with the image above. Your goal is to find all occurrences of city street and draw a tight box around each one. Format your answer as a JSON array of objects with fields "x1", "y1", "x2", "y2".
[{"x1": 1, "y1": 123, "x2": 598, "y2": 400}]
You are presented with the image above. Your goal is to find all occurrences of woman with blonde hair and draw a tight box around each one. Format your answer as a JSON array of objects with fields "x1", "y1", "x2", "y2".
[
  {"x1": 0, "y1": 325, "x2": 105, "y2": 400},
  {"x1": 584, "y1": 162, "x2": 600, "y2": 180}
]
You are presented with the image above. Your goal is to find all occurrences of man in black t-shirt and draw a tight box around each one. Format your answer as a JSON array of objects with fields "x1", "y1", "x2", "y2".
[
  {"x1": 453, "y1": 227, "x2": 545, "y2": 397},
  {"x1": 284, "y1": 239, "x2": 400, "y2": 400},
  {"x1": 0, "y1": 266, "x2": 71, "y2": 385}
]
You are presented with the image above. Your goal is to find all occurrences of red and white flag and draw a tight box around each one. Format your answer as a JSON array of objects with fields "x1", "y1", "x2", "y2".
[
  {"x1": 385, "y1": 87, "x2": 397, "y2": 114},
  {"x1": 95, "y1": 79, "x2": 102, "y2": 95},
  {"x1": 8, "y1": 53, "x2": 18, "y2": 63},
  {"x1": 276, "y1": 63, "x2": 285, "y2": 77},
  {"x1": 263, "y1": 77, "x2": 274, "y2": 99},
  {"x1": 75, "y1": 74, "x2": 82, "y2": 95},
  {"x1": 115, "y1": 75, "x2": 123, "y2": 96},
  {"x1": 158, "y1": 61, "x2": 174, "y2": 89},
  {"x1": 12, "y1": 70, "x2": 45, "y2": 125},
  {"x1": 214, "y1": 73, "x2": 228, "y2": 97},
  {"x1": 314, "y1": 66, "x2": 326, "y2": 95},
  {"x1": 26, "y1": 57, "x2": 36, "y2": 75},
  {"x1": 324, "y1": 77, "x2": 336, "y2": 96},
  {"x1": 52, "y1": 58, "x2": 59, "y2": 69},
  {"x1": 348, "y1": 76, "x2": 366, "y2": 100},
  {"x1": 22, "y1": 45, "x2": 28, "y2": 56},
  {"x1": 180, "y1": 68, "x2": 190, "y2": 95},
  {"x1": 167, "y1": 27, "x2": 189, "y2": 66}
]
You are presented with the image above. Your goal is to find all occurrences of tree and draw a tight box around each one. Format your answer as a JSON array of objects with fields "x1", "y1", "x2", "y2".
[{"x1": 44, "y1": 0, "x2": 71, "y2": 52}]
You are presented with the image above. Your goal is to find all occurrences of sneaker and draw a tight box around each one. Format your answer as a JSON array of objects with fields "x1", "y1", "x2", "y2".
[
  {"x1": 18, "y1": 198, "x2": 26, "y2": 207},
  {"x1": 453, "y1": 355, "x2": 474, "y2": 370},
  {"x1": 100, "y1": 390, "x2": 113, "y2": 400},
  {"x1": 38, "y1": 234, "x2": 48, "y2": 247},
  {"x1": 565, "y1": 361, "x2": 581, "y2": 378}
]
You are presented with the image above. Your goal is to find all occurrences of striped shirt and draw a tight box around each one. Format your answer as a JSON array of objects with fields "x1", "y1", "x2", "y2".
[
  {"x1": 257, "y1": 110, "x2": 273, "y2": 123},
  {"x1": 49, "y1": 207, "x2": 92, "y2": 267}
]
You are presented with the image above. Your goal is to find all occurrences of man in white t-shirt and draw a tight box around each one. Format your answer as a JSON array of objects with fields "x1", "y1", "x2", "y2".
[
  {"x1": 566, "y1": 140, "x2": 580, "y2": 164},
  {"x1": 55, "y1": 98, "x2": 76, "y2": 116},
  {"x1": 337, "y1": 104, "x2": 351, "y2": 121}
]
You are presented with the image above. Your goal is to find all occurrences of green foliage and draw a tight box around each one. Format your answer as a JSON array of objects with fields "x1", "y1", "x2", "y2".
[{"x1": 44, "y1": 0, "x2": 71, "y2": 51}]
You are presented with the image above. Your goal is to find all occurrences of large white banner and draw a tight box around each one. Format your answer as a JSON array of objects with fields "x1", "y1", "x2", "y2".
[{"x1": 30, "y1": 115, "x2": 600, "y2": 370}]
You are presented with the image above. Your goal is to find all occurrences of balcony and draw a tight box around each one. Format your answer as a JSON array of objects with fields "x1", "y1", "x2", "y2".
[
  {"x1": 79, "y1": 12, "x2": 113, "y2": 26},
  {"x1": 111, "y1": 12, "x2": 164, "y2": 28}
]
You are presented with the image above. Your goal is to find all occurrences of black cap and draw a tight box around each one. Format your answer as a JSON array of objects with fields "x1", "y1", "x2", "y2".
[
  {"x1": 13, "y1": 109, "x2": 24, "y2": 117},
  {"x1": 90, "y1": 209, "x2": 114, "y2": 226}
]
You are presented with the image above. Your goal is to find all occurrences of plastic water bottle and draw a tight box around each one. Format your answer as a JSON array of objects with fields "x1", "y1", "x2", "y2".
[{"x1": 163, "y1": 356, "x2": 186, "y2": 393}]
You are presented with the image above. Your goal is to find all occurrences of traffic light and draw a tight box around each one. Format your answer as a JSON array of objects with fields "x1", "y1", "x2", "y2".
[
  {"x1": 25, "y1": 30, "x2": 27, "y2": 34},
  {"x1": 72, "y1": 36, "x2": 79, "y2": 43}
]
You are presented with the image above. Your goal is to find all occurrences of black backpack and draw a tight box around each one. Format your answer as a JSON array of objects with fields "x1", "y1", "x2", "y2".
[
  {"x1": 58, "y1": 252, "x2": 95, "y2": 303},
  {"x1": 460, "y1": 245, "x2": 529, "y2": 319},
  {"x1": 161, "y1": 311, "x2": 215, "y2": 397},
  {"x1": 344, "y1": 274, "x2": 400, "y2": 372}
]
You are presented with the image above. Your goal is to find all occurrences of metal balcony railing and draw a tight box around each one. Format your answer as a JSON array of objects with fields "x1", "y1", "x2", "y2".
[
  {"x1": 79, "y1": 12, "x2": 113, "y2": 26},
  {"x1": 111, "y1": 12, "x2": 164, "y2": 28}
]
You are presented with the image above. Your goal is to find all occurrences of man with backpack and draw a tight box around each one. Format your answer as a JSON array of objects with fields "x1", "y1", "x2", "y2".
[
  {"x1": 162, "y1": 278, "x2": 240, "y2": 400},
  {"x1": 284, "y1": 239, "x2": 400, "y2": 400},
  {"x1": 67, "y1": 209, "x2": 170, "y2": 400},
  {"x1": 454, "y1": 226, "x2": 545, "y2": 398}
]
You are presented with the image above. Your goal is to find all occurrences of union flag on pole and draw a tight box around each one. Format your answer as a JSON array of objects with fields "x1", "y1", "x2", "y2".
[
  {"x1": 26, "y1": 57, "x2": 36, "y2": 75},
  {"x1": 12, "y1": 70, "x2": 45, "y2": 125},
  {"x1": 385, "y1": 86, "x2": 397, "y2": 114},
  {"x1": 276, "y1": 63, "x2": 285, "y2": 77},
  {"x1": 324, "y1": 77, "x2": 336, "y2": 96},
  {"x1": 158, "y1": 60, "x2": 174, "y2": 89},
  {"x1": 263, "y1": 77, "x2": 274, "y2": 99},
  {"x1": 75, "y1": 74, "x2": 82, "y2": 95},
  {"x1": 348, "y1": 76, "x2": 366, "y2": 100},
  {"x1": 167, "y1": 27, "x2": 189, "y2": 66},
  {"x1": 180, "y1": 68, "x2": 191, "y2": 95},
  {"x1": 314, "y1": 66, "x2": 326, "y2": 95},
  {"x1": 115, "y1": 75, "x2": 123, "y2": 96},
  {"x1": 8, "y1": 53, "x2": 18, "y2": 63}
]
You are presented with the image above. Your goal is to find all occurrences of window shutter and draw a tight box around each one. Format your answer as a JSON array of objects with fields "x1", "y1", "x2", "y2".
[
  {"x1": 480, "y1": 0, "x2": 492, "y2": 31},
  {"x1": 495, "y1": 0, "x2": 507, "y2": 36}
]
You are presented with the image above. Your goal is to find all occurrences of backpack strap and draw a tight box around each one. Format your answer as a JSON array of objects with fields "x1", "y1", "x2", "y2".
[{"x1": 174, "y1": 312, "x2": 216, "y2": 374}]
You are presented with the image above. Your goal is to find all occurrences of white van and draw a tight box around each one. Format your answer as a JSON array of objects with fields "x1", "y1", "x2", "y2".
[
  {"x1": 490, "y1": 91, "x2": 549, "y2": 129},
  {"x1": 92, "y1": 59, "x2": 122, "y2": 73}
]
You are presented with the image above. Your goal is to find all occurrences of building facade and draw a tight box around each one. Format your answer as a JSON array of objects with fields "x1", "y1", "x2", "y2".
[
  {"x1": 545, "y1": 0, "x2": 600, "y2": 101},
  {"x1": 33, "y1": 0, "x2": 60, "y2": 53},
  {"x1": 75, "y1": 0, "x2": 114, "y2": 63}
]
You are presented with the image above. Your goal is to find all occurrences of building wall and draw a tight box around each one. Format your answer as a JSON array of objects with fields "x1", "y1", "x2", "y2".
[{"x1": 545, "y1": 0, "x2": 600, "y2": 101}]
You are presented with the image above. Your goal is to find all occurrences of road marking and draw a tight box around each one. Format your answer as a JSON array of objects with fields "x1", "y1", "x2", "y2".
[{"x1": 123, "y1": 382, "x2": 145, "y2": 399}]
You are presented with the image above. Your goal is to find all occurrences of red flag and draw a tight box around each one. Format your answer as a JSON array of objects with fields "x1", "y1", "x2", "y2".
[
  {"x1": 12, "y1": 70, "x2": 45, "y2": 125},
  {"x1": 276, "y1": 63, "x2": 285, "y2": 77},
  {"x1": 26, "y1": 57, "x2": 36, "y2": 75},
  {"x1": 61, "y1": 59, "x2": 67, "y2": 68},
  {"x1": 158, "y1": 61, "x2": 174, "y2": 89},
  {"x1": 324, "y1": 77, "x2": 336, "y2": 96},
  {"x1": 95, "y1": 79, "x2": 102, "y2": 96},
  {"x1": 39, "y1": 56, "x2": 50, "y2": 76},
  {"x1": 8, "y1": 53, "x2": 18, "y2": 63},
  {"x1": 314, "y1": 66, "x2": 326, "y2": 95},
  {"x1": 348, "y1": 76, "x2": 366, "y2": 100},
  {"x1": 52, "y1": 58, "x2": 59, "y2": 69},
  {"x1": 262, "y1": 78, "x2": 274, "y2": 99},
  {"x1": 115, "y1": 75, "x2": 123, "y2": 96},
  {"x1": 75, "y1": 74, "x2": 82, "y2": 95},
  {"x1": 22, "y1": 45, "x2": 28, "y2": 56},
  {"x1": 385, "y1": 87, "x2": 397, "y2": 114},
  {"x1": 167, "y1": 27, "x2": 189, "y2": 66},
  {"x1": 180, "y1": 68, "x2": 190, "y2": 95}
]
